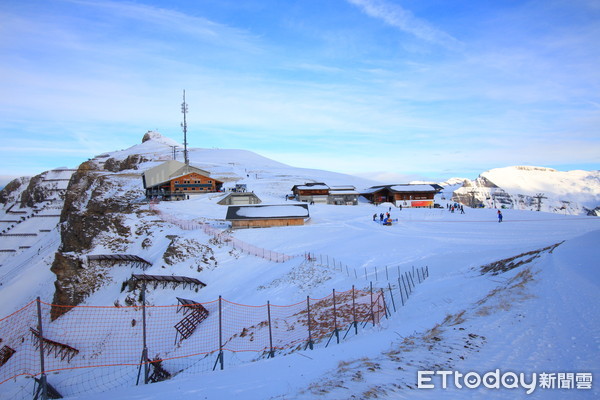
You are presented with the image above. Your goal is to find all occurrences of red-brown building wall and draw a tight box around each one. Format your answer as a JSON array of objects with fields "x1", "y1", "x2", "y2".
[{"x1": 170, "y1": 173, "x2": 221, "y2": 193}]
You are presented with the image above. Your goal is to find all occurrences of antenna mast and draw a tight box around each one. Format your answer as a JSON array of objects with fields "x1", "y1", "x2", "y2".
[{"x1": 181, "y1": 90, "x2": 189, "y2": 166}]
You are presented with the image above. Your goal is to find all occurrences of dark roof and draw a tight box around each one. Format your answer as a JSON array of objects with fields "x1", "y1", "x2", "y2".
[
  {"x1": 226, "y1": 204, "x2": 310, "y2": 220},
  {"x1": 132, "y1": 274, "x2": 207, "y2": 287},
  {"x1": 87, "y1": 254, "x2": 152, "y2": 265}
]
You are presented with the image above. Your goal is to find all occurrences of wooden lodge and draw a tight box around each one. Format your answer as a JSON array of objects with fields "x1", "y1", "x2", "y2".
[
  {"x1": 362, "y1": 184, "x2": 441, "y2": 208},
  {"x1": 291, "y1": 183, "x2": 329, "y2": 204},
  {"x1": 142, "y1": 160, "x2": 223, "y2": 201},
  {"x1": 291, "y1": 183, "x2": 359, "y2": 205},
  {"x1": 225, "y1": 204, "x2": 310, "y2": 229},
  {"x1": 328, "y1": 186, "x2": 359, "y2": 205}
]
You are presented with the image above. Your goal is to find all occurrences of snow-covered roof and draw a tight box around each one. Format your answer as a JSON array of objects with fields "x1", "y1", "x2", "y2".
[
  {"x1": 226, "y1": 204, "x2": 310, "y2": 220},
  {"x1": 329, "y1": 191, "x2": 359, "y2": 195},
  {"x1": 295, "y1": 185, "x2": 329, "y2": 190},
  {"x1": 361, "y1": 187, "x2": 383, "y2": 194},
  {"x1": 142, "y1": 160, "x2": 214, "y2": 188},
  {"x1": 389, "y1": 184, "x2": 437, "y2": 192},
  {"x1": 329, "y1": 185, "x2": 356, "y2": 191}
]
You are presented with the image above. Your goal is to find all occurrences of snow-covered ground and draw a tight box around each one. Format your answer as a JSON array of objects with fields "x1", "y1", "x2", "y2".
[{"x1": 0, "y1": 133, "x2": 599, "y2": 399}]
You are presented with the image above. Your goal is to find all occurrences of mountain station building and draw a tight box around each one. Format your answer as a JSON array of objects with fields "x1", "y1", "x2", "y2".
[{"x1": 142, "y1": 160, "x2": 223, "y2": 200}]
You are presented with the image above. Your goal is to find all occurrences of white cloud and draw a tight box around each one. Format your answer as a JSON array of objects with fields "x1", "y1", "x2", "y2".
[{"x1": 346, "y1": 0, "x2": 463, "y2": 49}]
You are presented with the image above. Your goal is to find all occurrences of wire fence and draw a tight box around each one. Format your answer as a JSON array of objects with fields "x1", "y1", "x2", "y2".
[
  {"x1": 1, "y1": 272, "x2": 433, "y2": 400},
  {"x1": 149, "y1": 201, "x2": 294, "y2": 263}
]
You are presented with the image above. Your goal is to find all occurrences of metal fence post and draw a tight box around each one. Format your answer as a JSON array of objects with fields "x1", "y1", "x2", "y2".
[
  {"x1": 397, "y1": 277, "x2": 405, "y2": 306},
  {"x1": 213, "y1": 296, "x2": 224, "y2": 370},
  {"x1": 35, "y1": 297, "x2": 48, "y2": 400},
  {"x1": 387, "y1": 283, "x2": 396, "y2": 313},
  {"x1": 408, "y1": 271, "x2": 416, "y2": 289},
  {"x1": 136, "y1": 284, "x2": 149, "y2": 385},
  {"x1": 326, "y1": 289, "x2": 340, "y2": 347},
  {"x1": 267, "y1": 301, "x2": 274, "y2": 358},
  {"x1": 305, "y1": 296, "x2": 314, "y2": 350},
  {"x1": 380, "y1": 289, "x2": 389, "y2": 319},
  {"x1": 401, "y1": 274, "x2": 410, "y2": 297},
  {"x1": 344, "y1": 285, "x2": 358, "y2": 340},
  {"x1": 370, "y1": 282, "x2": 375, "y2": 327}
]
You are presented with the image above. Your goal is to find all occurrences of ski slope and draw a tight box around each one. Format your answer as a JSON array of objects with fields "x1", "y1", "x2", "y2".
[{"x1": 0, "y1": 133, "x2": 599, "y2": 399}]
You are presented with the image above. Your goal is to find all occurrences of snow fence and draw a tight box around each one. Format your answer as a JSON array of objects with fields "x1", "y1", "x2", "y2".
[{"x1": 0, "y1": 286, "x2": 391, "y2": 399}]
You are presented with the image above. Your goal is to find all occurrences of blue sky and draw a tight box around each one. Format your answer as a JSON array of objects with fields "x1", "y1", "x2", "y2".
[{"x1": 1, "y1": 0, "x2": 599, "y2": 186}]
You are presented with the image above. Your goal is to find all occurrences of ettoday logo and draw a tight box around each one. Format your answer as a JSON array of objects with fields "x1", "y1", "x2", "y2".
[{"x1": 417, "y1": 370, "x2": 593, "y2": 394}]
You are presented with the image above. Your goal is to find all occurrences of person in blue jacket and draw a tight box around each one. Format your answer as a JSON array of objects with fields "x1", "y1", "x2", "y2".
[{"x1": 497, "y1": 210, "x2": 503, "y2": 223}]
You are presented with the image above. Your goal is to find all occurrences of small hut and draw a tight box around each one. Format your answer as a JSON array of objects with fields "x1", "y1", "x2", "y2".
[
  {"x1": 225, "y1": 204, "x2": 310, "y2": 229},
  {"x1": 217, "y1": 192, "x2": 262, "y2": 206}
]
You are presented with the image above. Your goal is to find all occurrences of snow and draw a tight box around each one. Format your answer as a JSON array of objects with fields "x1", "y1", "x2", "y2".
[
  {"x1": 0, "y1": 133, "x2": 599, "y2": 399},
  {"x1": 295, "y1": 184, "x2": 329, "y2": 190},
  {"x1": 389, "y1": 184, "x2": 437, "y2": 192},
  {"x1": 234, "y1": 205, "x2": 309, "y2": 219}
]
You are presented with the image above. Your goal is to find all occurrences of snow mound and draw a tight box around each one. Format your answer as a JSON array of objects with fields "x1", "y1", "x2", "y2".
[{"x1": 141, "y1": 130, "x2": 182, "y2": 147}]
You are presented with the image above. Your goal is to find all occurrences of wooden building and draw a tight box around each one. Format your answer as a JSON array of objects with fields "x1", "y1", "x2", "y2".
[
  {"x1": 291, "y1": 183, "x2": 329, "y2": 203},
  {"x1": 142, "y1": 160, "x2": 223, "y2": 200},
  {"x1": 291, "y1": 183, "x2": 359, "y2": 205},
  {"x1": 328, "y1": 186, "x2": 359, "y2": 205},
  {"x1": 225, "y1": 204, "x2": 310, "y2": 229},
  {"x1": 362, "y1": 184, "x2": 439, "y2": 207},
  {"x1": 217, "y1": 192, "x2": 262, "y2": 206}
]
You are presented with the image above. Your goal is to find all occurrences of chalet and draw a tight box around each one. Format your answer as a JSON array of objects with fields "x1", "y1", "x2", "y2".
[
  {"x1": 328, "y1": 186, "x2": 359, "y2": 205},
  {"x1": 362, "y1": 184, "x2": 440, "y2": 207},
  {"x1": 291, "y1": 183, "x2": 329, "y2": 203},
  {"x1": 225, "y1": 204, "x2": 310, "y2": 229},
  {"x1": 291, "y1": 183, "x2": 360, "y2": 205},
  {"x1": 142, "y1": 160, "x2": 223, "y2": 200}
]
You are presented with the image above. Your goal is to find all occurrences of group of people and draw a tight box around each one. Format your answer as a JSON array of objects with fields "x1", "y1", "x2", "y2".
[
  {"x1": 370, "y1": 204, "x2": 504, "y2": 223},
  {"x1": 447, "y1": 203, "x2": 465, "y2": 214},
  {"x1": 373, "y1": 211, "x2": 393, "y2": 225}
]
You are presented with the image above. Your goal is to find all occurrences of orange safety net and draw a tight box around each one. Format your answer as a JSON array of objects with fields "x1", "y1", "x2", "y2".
[{"x1": 0, "y1": 288, "x2": 387, "y2": 398}]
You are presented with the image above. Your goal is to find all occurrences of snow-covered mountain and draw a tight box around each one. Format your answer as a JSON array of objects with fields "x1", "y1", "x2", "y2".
[
  {"x1": 451, "y1": 166, "x2": 600, "y2": 216},
  {"x1": 0, "y1": 133, "x2": 599, "y2": 400}
]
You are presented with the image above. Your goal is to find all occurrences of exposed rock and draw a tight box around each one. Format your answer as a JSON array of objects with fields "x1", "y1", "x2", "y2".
[
  {"x1": 51, "y1": 160, "x2": 135, "y2": 316},
  {"x1": 0, "y1": 177, "x2": 29, "y2": 205},
  {"x1": 50, "y1": 253, "x2": 111, "y2": 320},
  {"x1": 59, "y1": 166, "x2": 132, "y2": 253},
  {"x1": 586, "y1": 206, "x2": 600, "y2": 217},
  {"x1": 163, "y1": 236, "x2": 217, "y2": 271},
  {"x1": 104, "y1": 154, "x2": 148, "y2": 172},
  {"x1": 19, "y1": 173, "x2": 48, "y2": 208}
]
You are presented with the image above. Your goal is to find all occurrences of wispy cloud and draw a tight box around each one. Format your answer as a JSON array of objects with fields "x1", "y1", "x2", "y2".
[
  {"x1": 65, "y1": 0, "x2": 262, "y2": 52},
  {"x1": 346, "y1": 0, "x2": 463, "y2": 50}
]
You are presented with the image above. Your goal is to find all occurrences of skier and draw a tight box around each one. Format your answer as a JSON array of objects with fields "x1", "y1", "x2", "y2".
[
  {"x1": 379, "y1": 213, "x2": 384, "y2": 222},
  {"x1": 373, "y1": 213, "x2": 377, "y2": 222},
  {"x1": 497, "y1": 210, "x2": 503, "y2": 223},
  {"x1": 460, "y1": 205, "x2": 465, "y2": 214}
]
